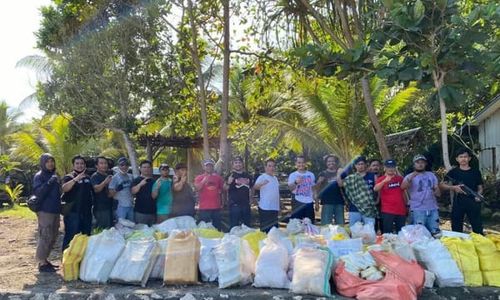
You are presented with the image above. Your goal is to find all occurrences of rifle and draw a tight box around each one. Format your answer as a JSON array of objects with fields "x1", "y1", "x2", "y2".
[{"x1": 445, "y1": 173, "x2": 486, "y2": 203}]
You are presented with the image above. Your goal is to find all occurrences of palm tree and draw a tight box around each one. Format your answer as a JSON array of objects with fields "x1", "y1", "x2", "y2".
[
  {"x1": 15, "y1": 55, "x2": 52, "y2": 109},
  {"x1": 0, "y1": 101, "x2": 22, "y2": 155},
  {"x1": 9, "y1": 114, "x2": 90, "y2": 176}
]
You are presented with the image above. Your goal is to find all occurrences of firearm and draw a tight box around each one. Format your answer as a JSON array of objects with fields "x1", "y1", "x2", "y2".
[{"x1": 445, "y1": 174, "x2": 486, "y2": 203}]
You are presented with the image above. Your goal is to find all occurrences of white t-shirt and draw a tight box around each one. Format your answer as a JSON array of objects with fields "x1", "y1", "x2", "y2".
[
  {"x1": 288, "y1": 171, "x2": 315, "y2": 204},
  {"x1": 255, "y1": 173, "x2": 280, "y2": 211}
]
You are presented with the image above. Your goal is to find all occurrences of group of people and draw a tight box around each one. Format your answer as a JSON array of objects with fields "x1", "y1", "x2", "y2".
[{"x1": 32, "y1": 147, "x2": 485, "y2": 273}]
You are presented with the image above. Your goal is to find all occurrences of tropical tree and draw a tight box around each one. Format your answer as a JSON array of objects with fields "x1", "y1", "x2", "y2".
[{"x1": 0, "y1": 101, "x2": 22, "y2": 155}]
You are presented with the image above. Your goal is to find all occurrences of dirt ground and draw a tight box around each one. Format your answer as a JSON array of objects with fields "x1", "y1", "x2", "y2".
[{"x1": 1, "y1": 215, "x2": 499, "y2": 300}]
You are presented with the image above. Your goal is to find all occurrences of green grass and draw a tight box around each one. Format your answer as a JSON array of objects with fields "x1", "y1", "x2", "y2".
[{"x1": 0, "y1": 204, "x2": 37, "y2": 220}]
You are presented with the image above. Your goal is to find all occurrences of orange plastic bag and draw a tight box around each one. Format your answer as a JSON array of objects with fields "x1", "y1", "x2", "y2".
[
  {"x1": 370, "y1": 250, "x2": 425, "y2": 295},
  {"x1": 334, "y1": 261, "x2": 417, "y2": 300}
]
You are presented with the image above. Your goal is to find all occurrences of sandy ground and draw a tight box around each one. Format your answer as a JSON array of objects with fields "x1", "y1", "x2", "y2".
[{"x1": 0, "y1": 215, "x2": 499, "y2": 300}]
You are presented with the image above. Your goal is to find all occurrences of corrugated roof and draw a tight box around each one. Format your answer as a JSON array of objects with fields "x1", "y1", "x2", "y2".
[{"x1": 470, "y1": 94, "x2": 500, "y2": 125}]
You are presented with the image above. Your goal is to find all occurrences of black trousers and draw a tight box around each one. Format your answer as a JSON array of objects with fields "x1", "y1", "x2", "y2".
[
  {"x1": 451, "y1": 197, "x2": 483, "y2": 234},
  {"x1": 259, "y1": 208, "x2": 278, "y2": 233},
  {"x1": 291, "y1": 197, "x2": 315, "y2": 222},
  {"x1": 381, "y1": 212, "x2": 406, "y2": 234}
]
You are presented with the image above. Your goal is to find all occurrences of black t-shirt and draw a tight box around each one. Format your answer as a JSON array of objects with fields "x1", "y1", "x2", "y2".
[
  {"x1": 447, "y1": 167, "x2": 483, "y2": 201},
  {"x1": 90, "y1": 172, "x2": 113, "y2": 212},
  {"x1": 172, "y1": 182, "x2": 196, "y2": 217},
  {"x1": 62, "y1": 172, "x2": 94, "y2": 216},
  {"x1": 226, "y1": 171, "x2": 253, "y2": 206},
  {"x1": 132, "y1": 176, "x2": 156, "y2": 214},
  {"x1": 317, "y1": 170, "x2": 344, "y2": 205}
]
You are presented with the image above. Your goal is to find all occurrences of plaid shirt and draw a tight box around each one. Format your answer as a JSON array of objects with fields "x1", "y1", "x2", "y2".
[{"x1": 343, "y1": 173, "x2": 378, "y2": 218}]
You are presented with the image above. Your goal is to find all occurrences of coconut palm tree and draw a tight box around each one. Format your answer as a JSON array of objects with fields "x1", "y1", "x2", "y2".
[{"x1": 0, "y1": 101, "x2": 22, "y2": 155}]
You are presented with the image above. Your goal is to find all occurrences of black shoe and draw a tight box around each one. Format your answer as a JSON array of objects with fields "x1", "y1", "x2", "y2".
[
  {"x1": 46, "y1": 261, "x2": 59, "y2": 269},
  {"x1": 39, "y1": 264, "x2": 57, "y2": 273}
]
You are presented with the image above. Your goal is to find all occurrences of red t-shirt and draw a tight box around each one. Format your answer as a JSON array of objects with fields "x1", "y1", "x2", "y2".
[
  {"x1": 376, "y1": 175, "x2": 406, "y2": 215},
  {"x1": 195, "y1": 173, "x2": 224, "y2": 210}
]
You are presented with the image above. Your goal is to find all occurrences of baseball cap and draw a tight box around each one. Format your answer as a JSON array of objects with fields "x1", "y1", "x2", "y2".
[
  {"x1": 202, "y1": 159, "x2": 215, "y2": 166},
  {"x1": 159, "y1": 163, "x2": 169, "y2": 170},
  {"x1": 413, "y1": 154, "x2": 427, "y2": 163},
  {"x1": 233, "y1": 156, "x2": 243, "y2": 162},
  {"x1": 354, "y1": 156, "x2": 367, "y2": 164},
  {"x1": 175, "y1": 162, "x2": 187, "y2": 170},
  {"x1": 117, "y1": 157, "x2": 129, "y2": 166},
  {"x1": 384, "y1": 159, "x2": 397, "y2": 168}
]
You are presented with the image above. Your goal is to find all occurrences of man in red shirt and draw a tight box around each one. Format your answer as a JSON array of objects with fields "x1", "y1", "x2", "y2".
[
  {"x1": 374, "y1": 159, "x2": 407, "y2": 233},
  {"x1": 194, "y1": 159, "x2": 224, "y2": 230}
]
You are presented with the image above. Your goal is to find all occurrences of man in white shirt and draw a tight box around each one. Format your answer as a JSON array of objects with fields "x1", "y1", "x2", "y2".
[
  {"x1": 254, "y1": 159, "x2": 280, "y2": 232},
  {"x1": 288, "y1": 155, "x2": 316, "y2": 222}
]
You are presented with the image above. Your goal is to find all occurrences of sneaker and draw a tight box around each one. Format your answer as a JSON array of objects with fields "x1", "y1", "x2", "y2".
[
  {"x1": 46, "y1": 261, "x2": 59, "y2": 269},
  {"x1": 38, "y1": 264, "x2": 56, "y2": 273}
]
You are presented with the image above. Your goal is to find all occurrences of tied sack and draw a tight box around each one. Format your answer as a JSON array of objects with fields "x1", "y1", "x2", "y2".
[
  {"x1": 214, "y1": 235, "x2": 256, "y2": 288},
  {"x1": 199, "y1": 237, "x2": 222, "y2": 282},
  {"x1": 441, "y1": 237, "x2": 482, "y2": 286},
  {"x1": 350, "y1": 222, "x2": 376, "y2": 244},
  {"x1": 290, "y1": 246, "x2": 333, "y2": 297},
  {"x1": 109, "y1": 238, "x2": 159, "y2": 287},
  {"x1": 412, "y1": 239, "x2": 464, "y2": 287},
  {"x1": 150, "y1": 239, "x2": 168, "y2": 280},
  {"x1": 79, "y1": 228, "x2": 125, "y2": 283},
  {"x1": 163, "y1": 231, "x2": 200, "y2": 285},
  {"x1": 253, "y1": 227, "x2": 291, "y2": 289},
  {"x1": 471, "y1": 233, "x2": 500, "y2": 287},
  {"x1": 62, "y1": 234, "x2": 89, "y2": 281},
  {"x1": 242, "y1": 230, "x2": 267, "y2": 257}
]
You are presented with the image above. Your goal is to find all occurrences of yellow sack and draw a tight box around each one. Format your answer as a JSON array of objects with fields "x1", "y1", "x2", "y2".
[
  {"x1": 193, "y1": 228, "x2": 224, "y2": 239},
  {"x1": 471, "y1": 233, "x2": 500, "y2": 287},
  {"x1": 242, "y1": 230, "x2": 267, "y2": 257},
  {"x1": 442, "y1": 237, "x2": 482, "y2": 286},
  {"x1": 486, "y1": 234, "x2": 500, "y2": 251},
  {"x1": 163, "y1": 231, "x2": 200, "y2": 285},
  {"x1": 62, "y1": 233, "x2": 89, "y2": 281}
]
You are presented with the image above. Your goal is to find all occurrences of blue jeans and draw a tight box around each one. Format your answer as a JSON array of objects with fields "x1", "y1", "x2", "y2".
[
  {"x1": 63, "y1": 213, "x2": 92, "y2": 250},
  {"x1": 349, "y1": 212, "x2": 375, "y2": 227},
  {"x1": 116, "y1": 205, "x2": 134, "y2": 221},
  {"x1": 412, "y1": 209, "x2": 440, "y2": 234},
  {"x1": 229, "y1": 204, "x2": 251, "y2": 228},
  {"x1": 321, "y1": 204, "x2": 345, "y2": 225}
]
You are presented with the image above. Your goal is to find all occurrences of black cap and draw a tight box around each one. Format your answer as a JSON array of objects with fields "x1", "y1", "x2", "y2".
[
  {"x1": 354, "y1": 156, "x2": 367, "y2": 164},
  {"x1": 175, "y1": 162, "x2": 187, "y2": 170},
  {"x1": 117, "y1": 157, "x2": 129, "y2": 166},
  {"x1": 233, "y1": 156, "x2": 243, "y2": 162},
  {"x1": 384, "y1": 159, "x2": 397, "y2": 168}
]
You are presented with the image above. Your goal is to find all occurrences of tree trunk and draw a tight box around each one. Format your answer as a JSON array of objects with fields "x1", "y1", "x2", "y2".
[
  {"x1": 433, "y1": 70, "x2": 452, "y2": 170},
  {"x1": 360, "y1": 76, "x2": 391, "y2": 160},
  {"x1": 146, "y1": 136, "x2": 153, "y2": 162},
  {"x1": 220, "y1": 0, "x2": 231, "y2": 173},
  {"x1": 122, "y1": 131, "x2": 139, "y2": 177},
  {"x1": 187, "y1": 0, "x2": 210, "y2": 160}
]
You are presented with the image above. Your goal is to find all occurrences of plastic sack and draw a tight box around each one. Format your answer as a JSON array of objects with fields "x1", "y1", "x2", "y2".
[
  {"x1": 197, "y1": 221, "x2": 216, "y2": 229},
  {"x1": 253, "y1": 227, "x2": 291, "y2": 289},
  {"x1": 193, "y1": 228, "x2": 224, "y2": 239},
  {"x1": 290, "y1": 246, "x2": 333, "y2": 297},
  {"x1": 214, "y1": 235, "x2": 256, "y2": 288},
  {"x1": 350, "y1": 222, "x2": 376, "y2": 244},
  {"x1": 303, "y1": 217, "x2": 320, "y2": 235},
  {"x1": 334, "y1": 261, "x2": 418, "y2": 300},
  {"x1": 115, "y1": 218, "x2": 135, "y2": 237},
  {"x1": 62, "y1": 234, "x2": 89, "y2": 281},
  {"x1": 126, "y1": 228, "x2": 156, "y2": 241},
  {"x1": 242, "y1": 230, "x2": 267, "y2": 257},
  {"x1": 163, "y1": 231, "x2": 200, "y2": 285},
  {"x1": 229, "y1": 224, "x2": 256, "y2": 237},
  {"x1": 80, "y1": 228, "x2": 126, "y2": 283},
  {"x1": 441, "y1": 237, "x2": 482, "y2": 286},
  {"x1": 339, "y1": 251, "x2": 378, "y2": 279},
  {"x1": 412, "y1": 239, "x2": 464, "y2": 287},
  {"x1": 441, "y1": 230, "x2": 471, "y2": 239},
  {"x1": 320, "y1": 225, "x2": 349, "y2": 240},
  {"x1": 424, "y1": 270, "x2": 436, "y2": 288},
  {"x1": 381, "y1": 234, "x2": 416, "y2": 262},
  {"x1": 149, "y1": 239, "x2": 168, "y2": 280},
  {"x1": 487, "y1": 234, "x2": 500, "y2": 251},
  {"x1": 286, "y1": 218, "x2": 305, "y2": 235},
  {"x1": 471, "y1": 233, "x2": 500, "y2": 287},
  {"x1": 398, "y1": 225, "x2": 432, "y2": 244},
  {"x1": 154, "y1": 216, "x2": 197, "y2": 234},
  {"x1": 109, "y1": 238, "x2": 159, "y2": 287},
  {"x1": 327, "y1": 238, "x2": 363, "y2": 267},
  {"x1": 199, "y1": 237, "x2": 222, "y2": 282}
]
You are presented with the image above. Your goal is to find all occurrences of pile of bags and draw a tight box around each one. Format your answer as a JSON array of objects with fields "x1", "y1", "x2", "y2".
[{"x1": 62, "y1": 216, "x2": 500, "y2": 298}]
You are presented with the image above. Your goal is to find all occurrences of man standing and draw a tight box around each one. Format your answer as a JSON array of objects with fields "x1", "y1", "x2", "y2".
[
  {"x1": 254, "y1": 159, "x2": 280, "y2": 232},
  {"x1": 195, "y1": 159, "x2": 224, "y2": 230},
  {"x1": 440, "y1": 148, "x2": 484, "y2": 234},
  {"x1": 152, "y1": 163, "x2": 173, "y2": 223},
  {"x1": 224, "y1": 156, "x2": 253, "y2": 228},
  {"x1": 171, "y1": 163, "x2": 195, "y2": 217},
  {"x1": 61, "y1": 155, "x2": 93, "y2": 250},
  {"x1": 374, "y1": 159, "x2": 407, "y2": 233},
  {"x1": 338, "y1": 156, "x2": 377, "y2": 227},
  {"x1": 368, "y1": 159, "x2": 382, "y2": 175},
  {"x1": 109, "y1": 157, "x2": 134, "y2": 221},
  {"x1": 316, "y1": 155, "x2": 345, "y2": 225},
  {"x1": 33, "y1": 153, "x2": 61, "y2": 272},
  {"x1": 131, "y1": 160, "x2": 156, "y2": 226},
  {"x1": 402, "y1": 154, "x2": 441, "y2": 235},
  {"x1": 90, "y1": 156, "x2": 113, "y2": 229},
  {"x1": 288, "y1": 155, "x2": 316, "y2": 221}
]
